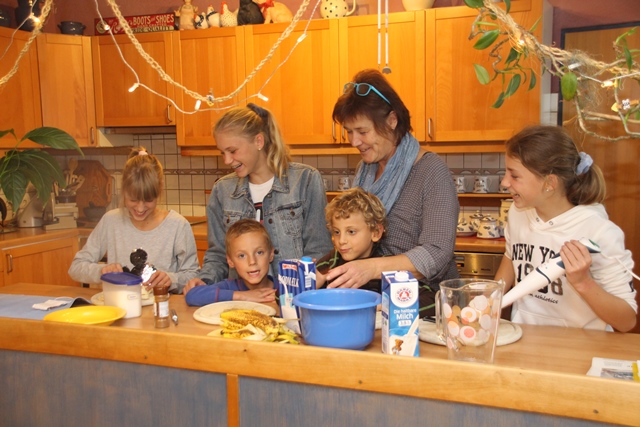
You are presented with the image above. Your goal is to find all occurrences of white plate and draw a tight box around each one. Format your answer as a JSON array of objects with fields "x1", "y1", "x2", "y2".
[
  {"x1": 418, "y1": 319, "x2": 522, "y2": 346},
  {"x1": 90, "y1": 291, "x2": 155, "y2": 307},
  {"x1": 456, "y1": 231, "x2": 477, "y2": 237},
  {"x1": 193, "y1": 301, "x2": 276, "y2": 325}
]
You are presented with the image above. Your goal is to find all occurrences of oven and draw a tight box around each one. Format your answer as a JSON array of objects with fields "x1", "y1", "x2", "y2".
[{"x1": 454, "y1": 251, "x2": 503, "y2": 279}]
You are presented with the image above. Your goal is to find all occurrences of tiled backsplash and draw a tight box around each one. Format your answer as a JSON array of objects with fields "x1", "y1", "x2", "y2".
[{"x1": 52, "y1": 134, "x2": 505, "y2": 219}]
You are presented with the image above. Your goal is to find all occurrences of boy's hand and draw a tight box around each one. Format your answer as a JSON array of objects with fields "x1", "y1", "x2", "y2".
[
  {"x1": 235, "y1": 288, "x2": 276, "y2": 303},
  {"x1": 183, "y1": 278, "x2": 206, "y2": 295}
]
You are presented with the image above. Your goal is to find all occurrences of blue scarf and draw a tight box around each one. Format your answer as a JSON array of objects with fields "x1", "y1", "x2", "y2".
[{"x1": 352, "y1": 133, "x2": 420, "y2": 214}]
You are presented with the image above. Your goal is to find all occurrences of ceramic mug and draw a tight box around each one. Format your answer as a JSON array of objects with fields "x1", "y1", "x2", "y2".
[
  {"x1": 337, "y1": 176, "x2": 350, "y2": 191},
  {"x1": 452, "y1": 175, "x2": 471, "y2": 193},
  {"x1": 473, "y1": 175, "x2": 500, "y2": 194}
]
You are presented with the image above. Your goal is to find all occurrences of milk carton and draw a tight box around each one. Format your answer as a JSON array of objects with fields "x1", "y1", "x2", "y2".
[
  {"x1": 278, "y1": 257, "x2": 316, "y2": 334},
  {"x1": 381, "y1": 271, "x2": 420, "y2": 357}
]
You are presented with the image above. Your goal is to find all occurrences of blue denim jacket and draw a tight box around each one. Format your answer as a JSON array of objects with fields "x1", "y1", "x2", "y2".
[{"x1": 200, "y1": 162, "x2": 333, "y2": 283}]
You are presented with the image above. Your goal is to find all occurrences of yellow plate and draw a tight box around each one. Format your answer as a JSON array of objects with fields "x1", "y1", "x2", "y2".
[{"x1": 43, "y1": 306, "x2": 127, "y2": 326}]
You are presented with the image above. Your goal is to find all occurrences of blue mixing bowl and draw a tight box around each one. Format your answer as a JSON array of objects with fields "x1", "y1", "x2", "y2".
[{"x1": 293, "y1": 288, "x2": 381, "y2": 350}]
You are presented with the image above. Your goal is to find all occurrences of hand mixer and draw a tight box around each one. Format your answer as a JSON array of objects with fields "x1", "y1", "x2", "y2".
[{"x1": 501, "y1": 237, "x2": 602, "y2": 308}]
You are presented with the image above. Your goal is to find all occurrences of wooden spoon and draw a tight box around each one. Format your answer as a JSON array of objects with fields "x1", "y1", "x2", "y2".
[{"x1": 68, "y1": 158, "x2": 78, "y2": 182}]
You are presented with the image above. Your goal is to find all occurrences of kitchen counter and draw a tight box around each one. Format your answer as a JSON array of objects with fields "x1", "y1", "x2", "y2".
[
  {"x1": 2, "y1": 283, "x2": 639, "y2": 426},
  {"x1": 0, "y1": 227, "x2": 79, "y2": 249}
]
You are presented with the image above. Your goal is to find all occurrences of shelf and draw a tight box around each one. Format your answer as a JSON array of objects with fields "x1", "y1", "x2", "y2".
[
  {"x1": 458, "y1": 193, "x2": 511, "y2": 208},
  {"x1": 458, "y1": 193, "x2": 511, "y2": 199}
]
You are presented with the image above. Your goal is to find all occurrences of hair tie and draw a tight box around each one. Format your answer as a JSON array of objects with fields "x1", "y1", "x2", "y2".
[{"x1": 576, "y1": 152, "x2": 593, "y2": 175}]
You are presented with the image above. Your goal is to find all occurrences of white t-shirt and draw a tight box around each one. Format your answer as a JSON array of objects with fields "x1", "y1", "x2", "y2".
[
  {"x1": 249, "y1": 177, "x2": 274, "y2": 222},
  {"x1": 504, "y1": 203, "x2": 637, "y2": 330}
]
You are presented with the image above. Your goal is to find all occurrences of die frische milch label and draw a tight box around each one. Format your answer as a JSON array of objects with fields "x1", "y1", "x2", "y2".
[{"x1": 382, "y1": 271, "x2": 419, "y2": 357}]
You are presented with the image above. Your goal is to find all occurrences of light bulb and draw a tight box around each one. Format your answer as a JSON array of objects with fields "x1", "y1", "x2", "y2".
[
  {"x1": 128, "y1": 83, "x2": 139, "y2": 93},
  {"x1": 195, "y1": 99, "x2": 202, "y2": 110},
  {"x1": 257, "y1": 93, "x2": 269, "y2": 102}
]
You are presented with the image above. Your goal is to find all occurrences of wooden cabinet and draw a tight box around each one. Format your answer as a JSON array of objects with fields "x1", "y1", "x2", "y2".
[
  {"x1": 0, "y1": 27, "x2": 42, "y2": 148},
  {"x1": 36, "y1": 34, "x2": 97, "y2": 147},
  {"x1": 338, "y1": 11, "x2": 426, "y2": 142},
  {"x1": 196, "y1": 238, "x2": 207, "y2": 267},
  {"x1": 1, "y1": 235, "x2": 79, "y2": 286},
  {"x1": 245, "y1": 19, "x2": 341, "y2": 145},
  {"x1": 175, "y1": 27, "x2": 247, "y2": 147},
  {"x1": 425, "y1": 0, "x2": 542, "y2": 146},
  {"x1": 92, "y1": 32, "x2": 176, "y2": 127}
]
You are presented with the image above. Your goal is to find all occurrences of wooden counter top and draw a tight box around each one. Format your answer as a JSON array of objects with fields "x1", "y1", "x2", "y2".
[
  {"x1": 0, "y1": 227, "x2": 80, "y2": 249},
  {"x1": 1, "y1": 283, "x2": 639, "y2": 426}
]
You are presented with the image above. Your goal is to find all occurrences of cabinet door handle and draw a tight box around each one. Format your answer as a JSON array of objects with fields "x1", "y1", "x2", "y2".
[
  {"x1": 428, "y1": 117, "x2": 433, "y2": 140},
  {"x1": 166, "y1": 105, "x2": 173, "y2": 124},
  {"x1": 90, "y1": 127, "x2": 95, "y2": 146},
  {"x1": 6, "y1": 254, "x2": 12, "y2": 273}
]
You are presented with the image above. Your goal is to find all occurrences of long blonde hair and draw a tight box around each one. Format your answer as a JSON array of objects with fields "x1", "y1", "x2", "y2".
[{"x1": 214, "y1": 103, "x2": 291, "y2": 179}]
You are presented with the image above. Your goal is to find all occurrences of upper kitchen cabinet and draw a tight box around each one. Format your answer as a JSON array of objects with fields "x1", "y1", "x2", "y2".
[
  {"x1": 425, "y1": 0, "x2": 542, "y2": 145},
  {"x1": 338, "y1": 11, "x2": 426, "y2": 142},
  {"x1": 175, "y1": 27, "x2": 247, "y2": 147},
  {"x1": 92, "y1": 32, "x2": 176, "y2": 127},
  {"x1": 0, "y1": 27, "x2": 42, "y2": 148},
  {"x1": 36, "y1": 34, "x2": 97, "y2": 147},
  {"x1": 244, "y1": 19, "x2": 341, "y2": 145}
]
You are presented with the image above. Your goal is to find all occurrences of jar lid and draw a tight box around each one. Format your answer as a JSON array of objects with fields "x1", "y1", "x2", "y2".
[
  {"x1": 101, "y1": 272, "x2": 142, "y2": 286},
  {"x1": 153, "y1": 285, "x2": 169, "y2": 295}
]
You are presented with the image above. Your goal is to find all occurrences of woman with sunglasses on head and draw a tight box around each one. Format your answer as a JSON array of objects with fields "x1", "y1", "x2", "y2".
[
  {"x1": 325, "y1": 69, "x2": 460, "y2": 316},
  {"x1": 182, "y1": 104, "x2": 332, "y2": 295},
  {"x1": 68, "y1": 147, "x2": 200, "y2": 294}
]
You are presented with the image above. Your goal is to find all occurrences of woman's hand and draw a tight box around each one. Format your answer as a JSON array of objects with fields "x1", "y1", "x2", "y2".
[
  {"x1": 325, "y1": 258, "x2": 377, "y2": 289},
  {"x1": 235, "y1": 288, "x2": 276, "y2": 303},
  {"x1": 101, "y1": 263, "x2": 123, "y2": 275},
  {"x1": 560, "y1": 239, "x2": 594, "y2": 293},
  {"x1": 183, "y1": 277, "x2": 206, "y2": 295}
]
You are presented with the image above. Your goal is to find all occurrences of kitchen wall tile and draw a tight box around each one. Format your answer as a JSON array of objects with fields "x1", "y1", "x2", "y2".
[
  {"x1": 317, "y1": 155, "x2": 332, "y2": 169},
  {"x1": 332, "y1": 155, "x2": 348, "y2": 169},
  {"x1": 52, "y1": 136, "x2": 510, "y2": 219}
]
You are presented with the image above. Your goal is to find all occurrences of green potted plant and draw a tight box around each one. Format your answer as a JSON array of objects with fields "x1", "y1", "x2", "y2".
[{"x1": 0, "y1": 127, "x2": 82, "y2": 222}]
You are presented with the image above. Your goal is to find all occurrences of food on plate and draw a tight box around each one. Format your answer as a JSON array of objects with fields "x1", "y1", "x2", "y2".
[{"x1": 216, "y1": 309, "x2": 300, "y2": 344}]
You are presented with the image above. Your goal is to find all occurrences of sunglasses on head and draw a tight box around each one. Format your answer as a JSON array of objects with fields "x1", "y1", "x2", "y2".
[{"x1": 343, "y1": 82, "x2": 391, "y2": 105}]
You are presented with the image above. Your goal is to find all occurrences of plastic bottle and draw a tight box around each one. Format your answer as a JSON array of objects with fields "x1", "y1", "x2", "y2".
[{"x1": 153, "y1": 285, "x2": 170, "y2": 328}]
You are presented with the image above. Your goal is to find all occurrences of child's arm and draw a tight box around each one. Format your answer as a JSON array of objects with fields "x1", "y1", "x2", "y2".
[
  {"x1": 494, "y1": 255, "x2": 515, "y2": 294},
  {"x1": 233, "y1": 288, "x2": 276, "y2": 304},
  {"x1": 562, "y1": 240, "x2": 637, "y2": 332}
]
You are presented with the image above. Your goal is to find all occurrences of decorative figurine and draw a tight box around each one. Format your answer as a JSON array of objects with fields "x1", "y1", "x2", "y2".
[
  {"x1": 237, "y1": 0, "x2": 264, "y2": 25},
  {"x1": 206, "y1": 5, "x2": 221, "y2": 27},
  {"x1": 195, "y1": 12, "x2": 209, "y2": 29},
  {"x1": 253, "y1": 0, "x2": 293, "y2": 24},
  {"x1": 175, "y1": 0, "x2": 198, "y2": 30},
  {"x1": 219, "y1": 1, "x2": 238, "y2": 27}
]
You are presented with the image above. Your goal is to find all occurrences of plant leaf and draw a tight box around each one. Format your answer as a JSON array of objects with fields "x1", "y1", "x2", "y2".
[
  {"x1": 22, "y1": 127, "x2": 82, "y2": 154},
  {"x1": 464, "y1": 0, "x2": 485, "y2": 8},
  {"x1": 505, "y1": 47, "x2": 520, "y2": 65},
  {"x1": 473, "y1": 64, "x2": 491, "y2": 85},
  {"x1": 504, "y1": 74, "x2": 522, "y2": 97},
  {"x1": 528, "y1": 70, "x2": 537, "y2": 90},
  {"x1": 504, "y1": 0, "x2": 511, "y2": 13},
  {"x1": 624, "y1": 46, "x2": 633, "y2": 70},
  {"x1": 529, "y1": 16, "x2": 541, "y2": 33},
  {"x1": 561, "y1": 71, "x2": 578, "y2": 101},
  {"x1": 0, "y1": 129, "x2": 17, "y2": 140},
  {"x1": 491, "y1": 92, "x2": 506, "y2": 108},
  {"x1": 473, "y1": 30, "x2": 500, "y2": 50}
]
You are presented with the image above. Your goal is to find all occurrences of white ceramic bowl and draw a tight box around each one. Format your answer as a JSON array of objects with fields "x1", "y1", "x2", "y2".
[{"x1": 402, "y1": 0, "x2": 435, "y2": 11}]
